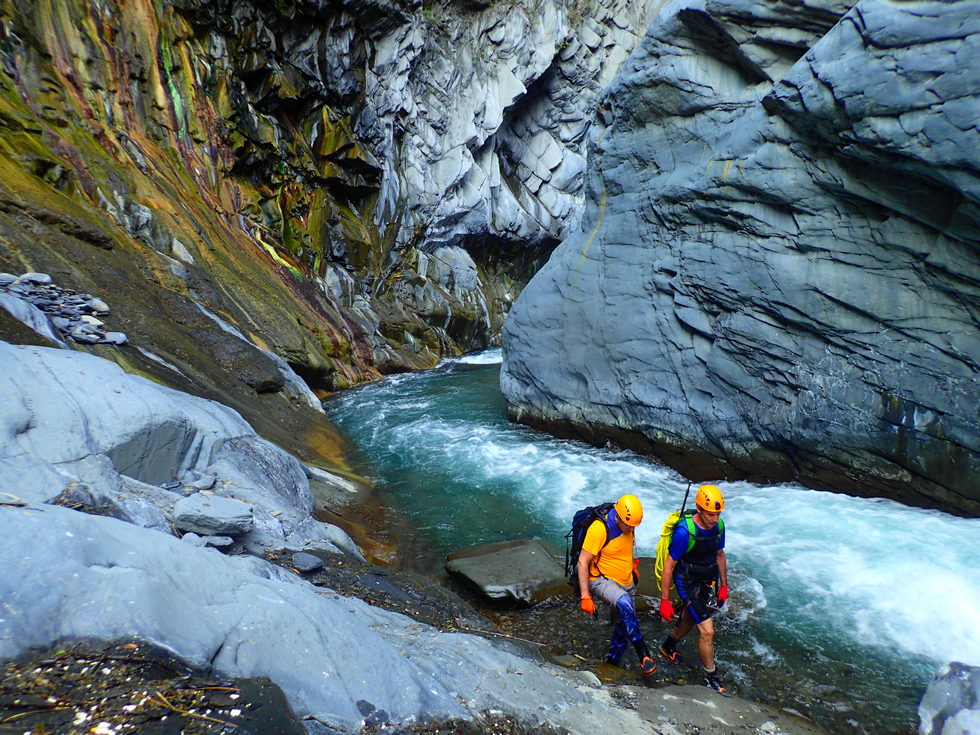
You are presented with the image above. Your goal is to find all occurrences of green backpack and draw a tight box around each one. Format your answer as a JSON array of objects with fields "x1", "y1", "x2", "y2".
[{"x1": 653, "y1": 508, "x2": 725, "y2": 595}]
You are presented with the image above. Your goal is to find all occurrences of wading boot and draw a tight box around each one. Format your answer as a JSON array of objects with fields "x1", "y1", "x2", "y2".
[
  {"x1": 660, "y1": 634, "x2": 683, "y2": 665},
  {"x1": 704, "y1": 668, "x2": 726, "y2": 692},
  {"x1": 634, "y1": 641, "x2": 656, "y2": 675}
]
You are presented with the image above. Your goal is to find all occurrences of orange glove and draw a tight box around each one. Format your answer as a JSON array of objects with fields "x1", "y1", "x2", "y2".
[
  {"x1": 659, "y1": 598, "x2": 675, "y2": 621},
  {"x1": 580, "y1": 596, "x2": 596, "y2": 616},
  {"x1": 632, "y1": 558, "x2": 640, "y2": 583},
  {"x1": 718, "y1": 585, "x2": 729, "y2": 606}
]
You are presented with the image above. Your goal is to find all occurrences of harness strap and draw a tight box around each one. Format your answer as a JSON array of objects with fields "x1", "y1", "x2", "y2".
[{"x1": 682, "y1": 514, "x2": 724, "y2": 554}]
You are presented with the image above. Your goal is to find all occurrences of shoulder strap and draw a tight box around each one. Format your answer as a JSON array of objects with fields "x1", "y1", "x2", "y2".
[
  {"x1": 683, "y1": 514, "x2": 697, "y2": 554},
  {"x1": 591, "y1": 515, "x2": 610, "y2": 551}
]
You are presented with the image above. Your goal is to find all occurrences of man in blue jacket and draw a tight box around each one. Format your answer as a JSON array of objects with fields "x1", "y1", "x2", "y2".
[{"x1": 657, "y1": 484, "x2": 729, "y2": 692}]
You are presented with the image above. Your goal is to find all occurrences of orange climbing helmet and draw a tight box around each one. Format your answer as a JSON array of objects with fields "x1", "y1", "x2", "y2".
[
  {"x1": 695, "y1": 484, "x2": 725, "y2": 512},
  {"x1": 614, "y1": 494, "x2": 643, "y2": 526}
]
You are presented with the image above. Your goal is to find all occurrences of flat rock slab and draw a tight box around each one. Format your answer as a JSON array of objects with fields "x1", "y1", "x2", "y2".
[
  {"x1": 446, "y1": 539, "x2": 566, "y2": 605},
  {"x1": 174, "y1": 493, "x2": 254, "y2": 535}
]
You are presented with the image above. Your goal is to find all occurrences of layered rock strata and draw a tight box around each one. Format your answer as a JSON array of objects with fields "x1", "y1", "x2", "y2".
[
  {"x1": 501, "y1": 0, "x2": 980, "y2": 514},
  {"x1": 0, "y1": 0, "x2": 654, "y2": 410}
]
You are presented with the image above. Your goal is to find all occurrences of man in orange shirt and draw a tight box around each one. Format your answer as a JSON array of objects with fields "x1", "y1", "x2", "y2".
[{"x1": 576, "y1": 494, "x2": 656, "y2": 675}]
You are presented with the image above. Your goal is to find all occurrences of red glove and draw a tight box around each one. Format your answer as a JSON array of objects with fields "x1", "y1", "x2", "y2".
[
  {"x1": 659, "y1": 598, "x2": 675, "y2": 621},
  {"x1": 632, "y1": 558, "x2": 640, "y2": 583},
  {"x1": 717, "y1": 585, "x2": 729, "y2": 606},
  {"x1": 580, "y1": 596, "x2": 596, "y2": 616}
]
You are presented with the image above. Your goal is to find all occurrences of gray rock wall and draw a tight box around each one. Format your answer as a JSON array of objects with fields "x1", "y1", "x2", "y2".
[
  {"x1": 501, "y1": 0, "x2": 980, "y2": 514},
  {"x1": 169, "y1": 0, "x2": 659, "y2": 364},
  {"x1": 338, "y1": 0, "x2": 659, "y2": 356},
  {"x1": 298, "y1": 0, "x2": 656, "y2": 250}
]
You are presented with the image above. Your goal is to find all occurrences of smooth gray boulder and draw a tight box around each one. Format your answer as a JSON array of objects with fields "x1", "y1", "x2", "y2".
[
  {"x1": 173, "y1": 493, "x2": 254, "y2": 535},
  {"x1": 0, "y1": 503, "x2": 655, "y2": 734},
  {"x1": 0, "y1": 341, "x2": 361, "y2": 556},
  {"x1": 919, "y1": 662, "x2": 980, "y2": 735},
  {"x1": 446, "y1": 539, "x2": 567, "y2": 604},
  {"x1": 501, "y1": 0, "x2": 980, "y2": 515},
  {"x1": 291, "y1": 551, "x2": 324, "y2": 572}
]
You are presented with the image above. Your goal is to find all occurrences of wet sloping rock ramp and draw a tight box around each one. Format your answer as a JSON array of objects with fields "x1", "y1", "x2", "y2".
[{"x1": 0, "y1": 504, "x2": 656, "y2": 734}]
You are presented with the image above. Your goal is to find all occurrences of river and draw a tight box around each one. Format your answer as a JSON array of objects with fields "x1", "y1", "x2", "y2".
[{"x1": 324, "y1": 349, "x2": 980, "y2": 735}]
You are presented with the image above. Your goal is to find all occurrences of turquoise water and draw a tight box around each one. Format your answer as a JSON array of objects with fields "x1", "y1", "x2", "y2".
[{"x1": 324, "y1": 350, "x2": 980, "y2": 735}]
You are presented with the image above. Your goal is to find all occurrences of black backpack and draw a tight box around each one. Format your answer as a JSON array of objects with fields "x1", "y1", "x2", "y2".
[{"x1": 564, "y1": 502, "x2": 615, "y2": 595}]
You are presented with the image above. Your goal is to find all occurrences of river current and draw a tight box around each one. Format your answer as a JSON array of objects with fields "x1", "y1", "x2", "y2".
[{"x1": 324, "y1": 350, "x2": 980, "y2": 735}]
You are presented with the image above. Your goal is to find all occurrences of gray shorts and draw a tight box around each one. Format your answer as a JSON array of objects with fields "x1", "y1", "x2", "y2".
[{"x1": 588, "y1": 576, "x2": 635, "y2": 607}]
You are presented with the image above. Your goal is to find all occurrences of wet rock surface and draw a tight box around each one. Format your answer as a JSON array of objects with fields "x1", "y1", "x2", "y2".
[{"x1": 265, "y1": 550, "x2": 497, "y2": 638}]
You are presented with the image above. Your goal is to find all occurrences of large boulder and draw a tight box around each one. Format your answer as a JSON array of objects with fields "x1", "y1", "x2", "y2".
[
  {"x1": 501, "y1": 0, "x2": 980, "y2": 514},
  {"x1": 173, "y1": 493, "x2": 255, "y2": 535},
  {"x1": 0, "y1": 341, "x2": 360, "y2": 556},
  {"x1": 446, "y1": 539, "x2": 568, "y2": 604},
  {"x1": 919, "y1": 662, "x2": 980, "y2": 735}
]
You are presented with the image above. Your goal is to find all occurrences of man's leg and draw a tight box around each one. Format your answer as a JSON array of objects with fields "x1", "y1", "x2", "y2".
[
  {"x1": 695, "y1": 616, "x2": 726, "y2": 692},
  {"x1": 660, "y1": 604, "x2": 693, "y2": 663},
  {"x1": 589, "y1": 578, "x2": 629, "y2": 664},
  {"x1": 607, "y1": 621, "x2": 629, "y2": 665},
  {"x1": 695, "y1": 617, "x2": 716, "y2": 670},
  {"x1": 671, "y1": 605, "x2": 696, "y2": 640},
  {"x1": 590, "y1": 578, "x2": 654, "y2": 673},
  {"x1": 614, "y1": 592, "x2": 656, "y2": 674}
]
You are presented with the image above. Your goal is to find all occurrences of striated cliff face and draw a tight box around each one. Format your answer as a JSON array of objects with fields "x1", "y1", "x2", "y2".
[
  {"x1": 501, "y1": 0, "x2": 980, "y2": 514},
  {"x1": 0, "y1": 0, "x2": 651, "y2": 457}
]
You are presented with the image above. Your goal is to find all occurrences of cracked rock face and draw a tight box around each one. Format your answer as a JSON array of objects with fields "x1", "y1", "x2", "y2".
[
  {"x1": 0, "y1": 0, "x2": 656, "y2": 406},
  {"x1": 501, "y1": 0, "x2": 980, "y2": 514},
  {"x1": 164, "y1": 0, "x2": 657, "y2": 366}
]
